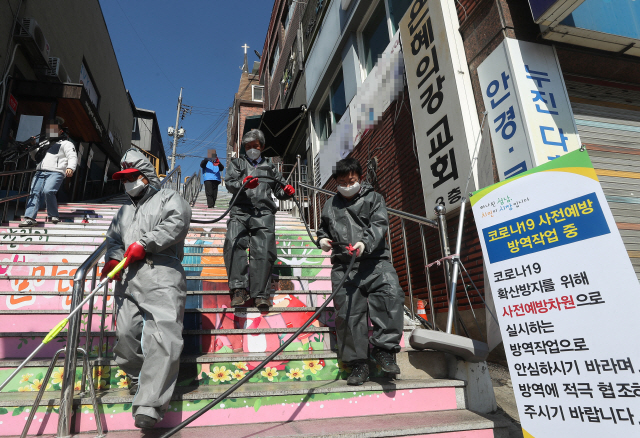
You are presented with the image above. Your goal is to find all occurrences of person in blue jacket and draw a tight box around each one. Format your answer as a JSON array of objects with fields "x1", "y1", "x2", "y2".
[{"x1": 200, "y1": 151, "x2": 224, "y2": 208}]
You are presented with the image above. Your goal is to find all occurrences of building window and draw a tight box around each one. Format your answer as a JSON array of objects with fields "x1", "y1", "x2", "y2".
[
  {"x1": 270, "y1": 45, "x2": 280, "y2": 79},
  {"x1": 317, "y1": 98, "x2": 332, "y2": 142},
  {"x1": 252, "y1": 85, "x2": 264, "y2": 102},
  {"x1": 387, "y1": 0, "x2": 412, "y2": 34},
  {"x1": 283, "y1": 0, "x2": 296, "y2": 32},
  {"x1": 330, "y1": 69, "x2": 347, "y2": 123},
  {"x1": 132, "y1": 117, "x2": 138, "y2": 133},
  {"x1": 361, "y1": 1, "x2": 390, "y2": 74}
]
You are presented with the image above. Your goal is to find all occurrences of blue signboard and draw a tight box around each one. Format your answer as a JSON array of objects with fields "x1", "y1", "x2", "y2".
[
  {"x1": 561, "y1": 0, "x2": 640, "y2": 40},
  {"x1": 482, "y1": 192, "x2": 610, "y2": 264}
]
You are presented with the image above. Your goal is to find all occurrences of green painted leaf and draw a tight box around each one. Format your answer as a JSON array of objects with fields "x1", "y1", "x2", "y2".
[
  {"x1": 253, "y1": 398, "x2": 262, "y2": 412},
  {"x1": 12, "y1": 406, "x2": 26, "y2": 416},
  {"x1": 0, "y1": 408, "x2": 8, "y2": 415},
  {"x1": 123, "y1": 403, "x2": 132, "y2": 411}
]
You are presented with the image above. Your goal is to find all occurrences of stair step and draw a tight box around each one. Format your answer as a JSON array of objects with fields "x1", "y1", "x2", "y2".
[
  {"x1": 2, "y1": 379, "x2": 472, "y2": 436},
  {"x1": 0, "y1": 290, "x2": 334, "y2": 296},
  {"x1": 84, "y1": 410, "x2": 507, "y2": 438}
]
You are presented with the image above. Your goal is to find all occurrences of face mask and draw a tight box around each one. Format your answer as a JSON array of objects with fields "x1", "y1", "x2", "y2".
[
  {"x1": 246, "y1": 148, "x2": 261, "y2": 161},
  {"x1": 124, "y1": 178, "x2": 147, "y2": 197},
  {"x1": 337, "y1": 181, "x2": 361, "y2": 198}
]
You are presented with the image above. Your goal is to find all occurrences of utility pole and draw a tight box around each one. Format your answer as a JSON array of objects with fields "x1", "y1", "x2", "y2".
[{"x1": 170, "y1": 87, "x2": 183, "y2": 171}]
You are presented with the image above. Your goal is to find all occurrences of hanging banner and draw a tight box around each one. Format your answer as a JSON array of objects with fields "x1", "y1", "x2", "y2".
[
  {"x1": 477, "y1": 39, "x2": 581, "y2": 181},
  {"x1": 471, "y1": 150, "x2": 640, "y2": 437},
  {"x1": 399, "y1": 0, "x2": 480, "y2": 218}
]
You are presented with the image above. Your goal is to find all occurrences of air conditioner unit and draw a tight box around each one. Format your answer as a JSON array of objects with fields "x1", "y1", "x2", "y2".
[
  {"x1": 40, "y1": 57, "x2": 70, "y2": 83},
  {"x1": 14, "y1": 18, "x2": 51, "y2": 68}
]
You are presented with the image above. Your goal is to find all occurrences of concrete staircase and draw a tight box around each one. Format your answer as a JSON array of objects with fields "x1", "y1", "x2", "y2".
[{"x1": 0, "y1": 188, "x2": 506, "y2": 437}]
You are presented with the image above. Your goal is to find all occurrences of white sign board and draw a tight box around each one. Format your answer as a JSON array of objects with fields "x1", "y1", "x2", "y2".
[
  {"x1": 478, "y1": 39, "x2": 581, "y2": 181},
  {"x1": 400, "y1": 0, "x2": 480, "y2": 217},
  {"x1": 472, "y1": 150, "x2": 640, "y2": 437}
]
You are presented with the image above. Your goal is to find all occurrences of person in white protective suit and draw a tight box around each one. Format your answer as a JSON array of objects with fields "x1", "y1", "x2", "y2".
[{"x1": 101, "y1": 148, "x2": 192, "y2": 429}]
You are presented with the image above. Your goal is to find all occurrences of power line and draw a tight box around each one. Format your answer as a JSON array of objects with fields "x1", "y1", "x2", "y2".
[{"x1": 113, "y1": 0, "x2": 178, "y2": 90}]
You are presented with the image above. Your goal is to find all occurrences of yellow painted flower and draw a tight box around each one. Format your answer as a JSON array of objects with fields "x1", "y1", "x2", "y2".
[
  {"x1": 232, "y1": 370, "x2": 246, "y2": 380},
  {"x1": 18, "y1": 386, "x2": 30, "y2": 392},
  {"x1": 117, "y1": 378, "x2": 129, "y2": 389},
  {"x1": 51, "y1": 368, "x2": 64, "y2": 385},
  {"x1": 30, "y1": 379, "x2": 51, "y2": 391},
  {"x1": 74, "y1": 381, "x2": 82, "y2": 391},
  {"x1": 232, "y1": 361, "x2": 248, "y2": 370},
  {"x1": 115, "y1": 369, "x2": 127, "y2": 378},
  {"x1": 93, "y1": 366, "x2": 110, "y2": 379},
  {"x1": 261, "y1": 367, "x2": 279, "y2": 382},
  {"x1": 94, "y1": 379, "x2": 107, "y2": 390},
  {"x1": 303, "y1": 359, "x2": 323, "y2": 374},
  {"x1": 20, "y1": 373, "x2": 33, "y2": 383},
  {"x1": 336, "y1": 361, "x2": 351, "y2": 373},
  {"x1": 208, "y1": 366, "x2": 232, "y2": 383},
  {"x1": 286, "y1": 368, "x2": 304, "y2": 380}
]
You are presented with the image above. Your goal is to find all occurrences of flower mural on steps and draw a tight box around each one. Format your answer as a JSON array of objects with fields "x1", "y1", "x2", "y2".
[
  {"x1": 232, "y1": 361, "x2": 248, "y2": 371},
  {"x1": 117, "y1": 378, "x2": 129, "y2": 389},
  {"x1": 276, "y1": 241, "x2": 323, "y2": 267},
  {"x1": 208, "y1": 366, "x2": 232, "y2": 383},
  {"x1": 115, "y1": 369, "x2": 127, "y2": 378},
  {"x1": 30, "y1": 379, "x2": 51, "y2": 391},
  {"x1": 51, "y1": 368, "x2": 64, "y2": 385},
  {"x1": 20, "y1": 373, "x2": 33, "y2": 383},
  {"x1": 232, "y1": 370, "x2": 246, "y2": 380},
  {"x1": 303, "y1": 359, "x2": 324, "y2": 374},
  {"x1": 286, "y1": 368, "x2": 304, "y2": 380},
  {"x1": 261, "y1": 367, "x2": 279, "y2": 382}
]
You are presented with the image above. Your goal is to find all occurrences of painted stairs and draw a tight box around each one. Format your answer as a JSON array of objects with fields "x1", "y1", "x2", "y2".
[{"x1": 0, "y1": 189, "x2": 506, "y2": 437}]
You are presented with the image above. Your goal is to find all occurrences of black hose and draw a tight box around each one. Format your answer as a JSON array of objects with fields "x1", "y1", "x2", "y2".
[
  {"x1": 190, "y1": 175, "x2": 320, "y2": 248},
  {"x1": 158, "y1": 250, "x2": 357, "y2": 438}
]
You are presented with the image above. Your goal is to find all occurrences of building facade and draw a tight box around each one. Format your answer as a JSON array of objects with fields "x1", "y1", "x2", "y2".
[
  {"x1": 131, "y1": 106, "x2": 169, "y2": 176},
  {"x1": 0, "y1": 0, "x2": 134, "y2": 201},
  {"x1": 253, "y1": 0, "x2": 640, "y2": 352}
]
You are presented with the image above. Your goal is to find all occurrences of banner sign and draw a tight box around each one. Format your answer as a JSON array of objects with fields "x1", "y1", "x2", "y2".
[
  {"x1": 472, "y1": 150, "x2": 640, "y2": 437},
  {"x1": 400, "y1": 0, "x2": 480, "y2": 217},
  {"x1": 478, "y1": 39, "x2": 581, "y2": 181}
]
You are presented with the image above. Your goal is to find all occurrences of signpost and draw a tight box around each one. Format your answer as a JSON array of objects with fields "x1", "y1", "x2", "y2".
[
  {"x1": 472, "y1": 150, "x2": 640, "y2": 437},
  {"x1": 477, "y1": 39, "x2": 581, "y2": 181},
  {"x1": 399, "y1": 0, "x2": 480, "y2": 217}
]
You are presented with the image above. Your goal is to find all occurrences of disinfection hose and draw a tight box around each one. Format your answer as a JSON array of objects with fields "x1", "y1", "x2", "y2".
[{"x1": 159, "y1": 249, "x2": 356, "y2": 438}]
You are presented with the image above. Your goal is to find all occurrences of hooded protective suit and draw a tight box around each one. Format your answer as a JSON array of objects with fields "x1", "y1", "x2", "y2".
[
  {"x1": 105, "y1": 148, "x2": 192, "y2": 421},
  {"x1": 224, "y1": 155, "x2": 290, "y2": 298},
  {"x1": 316, "y1": 183, "x2": 404, "y2": 364}
]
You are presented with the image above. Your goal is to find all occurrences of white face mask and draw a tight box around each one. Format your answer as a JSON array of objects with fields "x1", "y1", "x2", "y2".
[
  {"x1": 337, "y1": 181, "x2": 361, "y2": 198},
  {"x1": 246, "y1": 148, "x2": 261, "y2": 161},
  {"x1": 124, "y1": 178, "x2": 147, "y2": 197}
]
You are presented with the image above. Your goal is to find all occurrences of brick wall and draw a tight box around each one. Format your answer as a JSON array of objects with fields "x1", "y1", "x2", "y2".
[{"x1": 318, "y1": 87, "x2": 486, "y2": 317}]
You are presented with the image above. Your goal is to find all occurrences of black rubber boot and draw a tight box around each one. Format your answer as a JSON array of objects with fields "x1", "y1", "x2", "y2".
[
  {"x1": 371, "y1": 347, "x2": 401, "y2": 374},
  {"x1": 128, "y1": 381, "x2": 138, "y2": 396},
  {"x1": 347, "y1": 362, "x2": 369, "y2": 386},
  {"x1": 230, "y1": 288, "x2": 249, "y2": 307},
  {"x1": 134, "y1": 414, "x2": 157, "y2": 429},
  {"x1": 255, "y1": 297, "x2": 271, "y2": 311}
]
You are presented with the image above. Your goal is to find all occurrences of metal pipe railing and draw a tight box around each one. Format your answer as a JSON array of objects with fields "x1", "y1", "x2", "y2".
[
  {"x1": 0, "y1": 167, "x2": 37, "y2": 223},
  {"x1": 294, "y1": 180, "x2": 443, "y2": 332}
]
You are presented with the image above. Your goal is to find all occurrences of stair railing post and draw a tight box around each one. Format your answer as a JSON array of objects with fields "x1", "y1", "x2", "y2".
[{"x1": 434, "y1": 204, "x2": 459, "y2": 334}]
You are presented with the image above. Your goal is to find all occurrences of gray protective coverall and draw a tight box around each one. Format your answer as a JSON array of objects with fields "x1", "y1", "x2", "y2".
[
  {"x1": 224, "y1": 156, "x2": 290, "y2": 298},
  {"x1": 105, "y1": 148, "x2": 192, "y2": 420},
  {"x1": 316, "y1": 184, "x2": 404, "y2": 364}
]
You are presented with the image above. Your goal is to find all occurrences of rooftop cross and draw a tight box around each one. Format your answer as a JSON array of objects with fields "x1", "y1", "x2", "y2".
[{"x1": 242, "y1": 44, "x2": 250, "y2": 54}]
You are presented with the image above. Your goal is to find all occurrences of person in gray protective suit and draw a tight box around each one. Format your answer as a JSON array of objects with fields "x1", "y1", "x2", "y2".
[
  {"x1": 224, "y1": 129, "x2": 295, "y2": 310},
  {"x1": 101, "y1": 148, "x2": 192, "y2": 429},
  {"x1": 316, "y1": 158, "x2": 404, "y2": 386}
]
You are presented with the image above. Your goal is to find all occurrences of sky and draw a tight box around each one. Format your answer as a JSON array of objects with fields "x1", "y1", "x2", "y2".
[{"x1": 99, "y1": 0, "x2": 273, "y2": 177}]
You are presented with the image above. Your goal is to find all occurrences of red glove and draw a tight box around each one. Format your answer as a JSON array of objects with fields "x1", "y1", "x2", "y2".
[
  {"x1": 283, "y1": 184, "x2": 295, "y2": 196},
  {"x1": 100, "y1": 259, "x2": 122, "y2": 282},
  {"x1": 345, "y1": 244, "x2": 359, "y2": 257},
  {"x1": 243, "y1": 175, "x2": 259, "y2": 189},
  {"x1": 213, "y1": 159, "x2": 220, "y2": 166},
  {"x1": 123, "y1": 241, "x2": 146, "y2": 269}
]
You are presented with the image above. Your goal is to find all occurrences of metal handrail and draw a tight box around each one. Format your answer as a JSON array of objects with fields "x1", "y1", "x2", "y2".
[
  {"x1": 56, "y1": 168, "x2": 190, "y2": 437},
  {"x1": 183, "y1": 170, "x2": 202, "y2": 206},
  {"x1": 0, "y1": 167, "x2": 37, "y2": 223}
]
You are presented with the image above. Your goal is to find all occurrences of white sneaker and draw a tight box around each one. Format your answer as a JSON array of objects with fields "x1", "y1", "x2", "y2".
[
  {"x1": 50, "y1": 217, "x2": 60, "y2": 224},
  {"x1": 19, "y1": 218, "x2": 37, "y2": 227}
]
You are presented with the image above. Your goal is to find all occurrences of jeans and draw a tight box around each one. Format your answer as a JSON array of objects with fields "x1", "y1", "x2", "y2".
[{"x1": 24, "y1": 170, "x2": 65, "y2": 219}]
